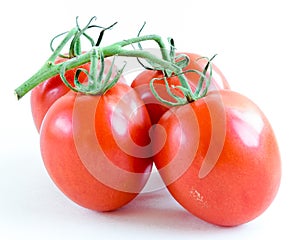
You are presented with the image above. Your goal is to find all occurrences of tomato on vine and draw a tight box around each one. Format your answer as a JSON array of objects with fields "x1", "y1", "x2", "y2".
[
  {"x1": 14, "y1": 18, "x2": 181, "y2": 211},
  {"x1": 40, "y1": 82, "x2": 153, "y2": 211},
  {"x1": 14, "y1": 17, "x2": 281, "y2": 226},
  {"x1": 131, "y1": 52, "x2": 230, "y2": 123},
  {"x1": 153, "y1": 90, "x2": 281, "y2": 226}
]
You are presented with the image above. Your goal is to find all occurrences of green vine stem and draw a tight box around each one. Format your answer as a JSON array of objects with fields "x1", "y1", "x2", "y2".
[
  {"x1": 14, "y1": 18, "x2": 212, "y2": 107},
  {"x1": 14, "y1": 28, "x2": 178, "y2": 100}
]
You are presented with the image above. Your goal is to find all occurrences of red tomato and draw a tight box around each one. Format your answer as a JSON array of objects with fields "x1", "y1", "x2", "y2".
[
  {"x1": 30, "y1": 56, "x2": 90, "y2": 132},
  {"x1": 131, "y1": 52, "x2": 229, "y2": 124},
  {"x1": 153, "y1": 90, "x2": 281, "y2": 226},
  {"x1": 40, "y1": 83, "x2": 153, "y2": 211}
]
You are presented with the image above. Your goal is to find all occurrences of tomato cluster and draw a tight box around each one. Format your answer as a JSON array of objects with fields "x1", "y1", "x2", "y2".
[{"x1": 29, "y1": 51, "x2": 280, "y2": 227}]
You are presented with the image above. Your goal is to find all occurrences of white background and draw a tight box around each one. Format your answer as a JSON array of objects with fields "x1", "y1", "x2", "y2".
[{"x1": 1, "y1": 0, "x2": 299, "y2": 239}]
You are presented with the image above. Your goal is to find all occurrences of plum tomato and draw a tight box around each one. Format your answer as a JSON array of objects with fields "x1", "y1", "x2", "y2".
[
  {"x1": 40, "y1": 82, "x2": 153, "y2": 211},
  {"x1": 153, "y1": 90, "x2": 281, "y2": 226}
]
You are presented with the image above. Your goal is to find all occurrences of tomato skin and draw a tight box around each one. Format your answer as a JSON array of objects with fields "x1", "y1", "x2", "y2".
[
  {"x1": 153, "y1": 90, "x2": 281, "y2": 226},
  {"x1": 40, "y1": 83, "x2": 153, "y2": 211},
  {"x1": 131, "y1": 52, "x2": 230, "y2": 124},
  {"x1": 30, "y1": 56, "x2": 90, "y2": 132}
]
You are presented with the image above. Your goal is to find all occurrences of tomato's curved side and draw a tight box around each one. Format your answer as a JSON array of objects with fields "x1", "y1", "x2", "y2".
[
  {"x1": 153, "y1": 90, "x2": 281, "y2": 226},
  {"x1": 40, "y1": 83, "x2": 153, "y2": 211}
]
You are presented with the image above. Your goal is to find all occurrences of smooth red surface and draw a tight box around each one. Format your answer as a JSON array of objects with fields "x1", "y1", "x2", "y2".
[
  {"x1": 153, "y1": 90, "x2": 281, "y2": 226},
  {"x1": 40, "y1": 83, "x2": 153, "y2": 211}
]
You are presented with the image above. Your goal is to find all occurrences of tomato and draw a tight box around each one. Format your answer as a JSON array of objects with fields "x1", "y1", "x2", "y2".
[
  {"x1": 131, "y1": 52, "x2": 229, "y2": 124},
  {"x1": 40, "y1": 83, "x2": 153, "y2": 211},
  {"x1": 153, "y1": 90, "x2": 281, "y2": 226},
  {"x1": 30, "y1": 56, "x2": 90, "y2": 132}
]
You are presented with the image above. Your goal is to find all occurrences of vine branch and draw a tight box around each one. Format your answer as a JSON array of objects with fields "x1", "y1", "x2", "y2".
[{"x1": 14, "y1": 17, "x2": 213, "y2": 107}]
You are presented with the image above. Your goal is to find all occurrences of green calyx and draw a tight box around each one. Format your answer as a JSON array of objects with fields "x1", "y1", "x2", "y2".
[
  {"x1": 60, "y1": 48, "x2": 126, "y2": 95},
  {"x1": 149, "y1": 55, "x2": 216, "y2": 107},
  {"x1": 14, "y1": 17, "x2": 215, "y2": 106},
  {"x1": 140, "y1": 36, "x2": 216, "y2": 106}
]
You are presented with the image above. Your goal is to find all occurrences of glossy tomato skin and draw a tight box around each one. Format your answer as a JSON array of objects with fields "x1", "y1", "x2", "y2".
[
  {"x1": 131, "y1": 52, "x2": 230, "y2": 124},
  {"x1": 30, "y1": 56, "x2": 90, "y2": 132},
  {"x1": 40, "y1": 83, "x2": 153, "y2": 211},
  {"x1": 153, "y1": 90, "x2": 281, "y2": 226}
]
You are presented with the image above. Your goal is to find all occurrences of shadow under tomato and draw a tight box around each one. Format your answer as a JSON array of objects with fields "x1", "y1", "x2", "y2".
[{"x1": 99, "y1": 188, "x2": 238, "y2": 233}]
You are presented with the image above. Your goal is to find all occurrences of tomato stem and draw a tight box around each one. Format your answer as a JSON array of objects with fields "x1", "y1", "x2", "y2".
[
  {"x1": 177, "y1": 74, "x2": 195, "y2": 103},
  {"x1": 14, "y1": 27, "x2": 179, "y2": 100},
  {"x1": 14, "y1": 28, "x2": 78, "y2": 100}
]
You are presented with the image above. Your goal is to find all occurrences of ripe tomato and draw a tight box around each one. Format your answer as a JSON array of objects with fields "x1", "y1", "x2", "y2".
[
  {"x1": 131, "y1": 52, "x2": 229, "y2": 124},
  {"x1": 30, "y1": 56, "x2": 90, "y2": 132},
  {"x1": 40, "y1": 83, "x2": 153, "y2": 211},
  {"x1": 153, "y1": 90, "x2": 281, "y2": 226}
]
